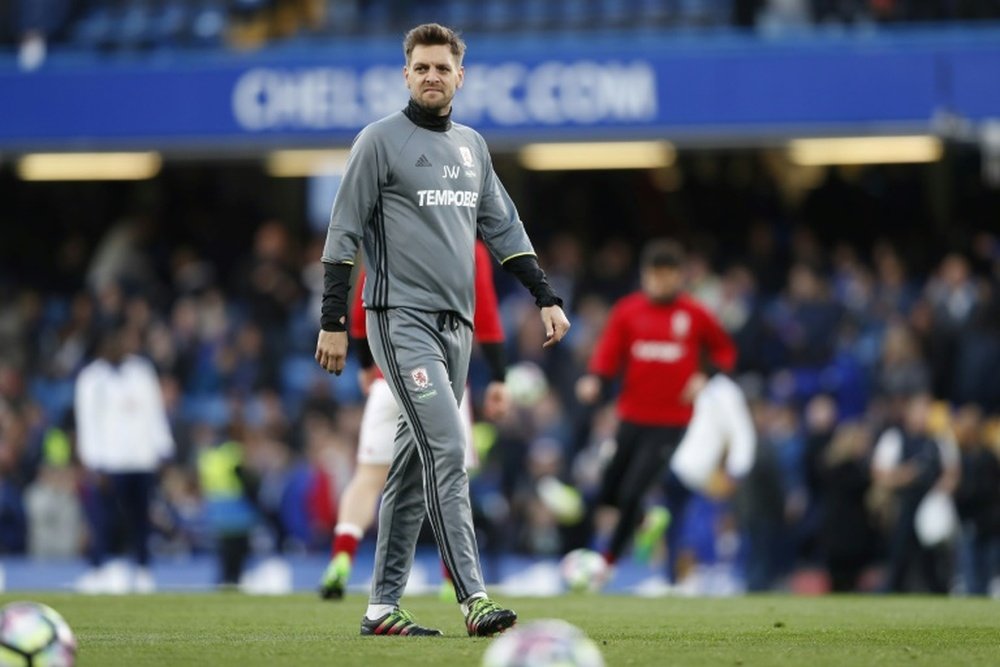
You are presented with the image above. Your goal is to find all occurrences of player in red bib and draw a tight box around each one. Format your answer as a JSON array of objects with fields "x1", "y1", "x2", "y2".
[
  {"x1": 319, "y1": 239, "x2": 509, "y2": 599},
  {"x1": 576, "y1": 239, "x2": 737, "y2": 583}
]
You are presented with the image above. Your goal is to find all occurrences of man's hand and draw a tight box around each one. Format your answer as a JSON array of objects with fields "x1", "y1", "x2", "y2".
[
  {"x1": 681, "y1": 372, "x2": 708, "y2": 404},
  {"x1": 575, "y1": 374, "x2": 602, "y2": 405},
  {"x1": 704, "y1": 470, "x2": 738, "y2": 500},
  {"x1": 482, "y1": 381, "x2": 511, "y2": 421},
  {"x1": 315, "y1": 330, "x2": 348, "y2": 375},
  {"x1": 540, "y1": 305, "x2": 571, "y2": 348}
]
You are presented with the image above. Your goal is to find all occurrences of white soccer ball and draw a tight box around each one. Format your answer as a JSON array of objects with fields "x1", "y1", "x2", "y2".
[
  {"x1": 505, "y1": 361, "x2": 549, "y2": 407},
  {"x1": 0, "y1": 601, "x2": 76, "y2": 667},
  {"x1": 482, "y1": 619, "x2": 605, "y2": 667},
  {"x1": 559, "y1": 548, "x2": 608, "y2": 594}
]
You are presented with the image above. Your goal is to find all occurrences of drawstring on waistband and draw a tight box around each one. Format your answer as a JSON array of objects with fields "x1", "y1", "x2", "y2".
[{"x1": 436, "y1": 311, "x2": 461, "y2": 332}]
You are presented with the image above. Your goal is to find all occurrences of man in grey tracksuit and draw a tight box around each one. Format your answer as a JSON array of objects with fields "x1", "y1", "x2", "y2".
[{"x1": 315, "y1": 23, "x2": 571, "y2": 638}]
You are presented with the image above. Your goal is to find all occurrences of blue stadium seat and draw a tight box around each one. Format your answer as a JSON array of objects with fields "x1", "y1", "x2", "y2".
[
  {"x1": 69, "y1": 1, "x2": 116, "y2": 50},
  {"x1": 323, "y1": 0, "x2": 361, "y2": 35},
  {"x1": 676, "y1": 0, "x2": 731, "y2": 25},
  {"x1": 637, "y1": 0, "x2": 673, "y2": 24},
  {"x1": 480, "y1": 0, "x2": 517, "y2": 31},
  {"x1": 114, "y1": 0, "x2": 156, "y2": 50},
  {"x1": 359, "y1": 0, "x2": 393, "y2": 35},
  {"x1": 230, "y1": 0, "x2": 271, "y2": 17},
  {"x1": 595, "y1": 0, "x2": 632, "y2": 27},
  {"x1": 408, "y1": 0, "x2": 446, "y2": 27},
  {"x1": 189, "y1": 0, "x2": 227, "y2": 46},
  {"x1": 557, "y1": 0, "x2": 600, "y2": 29},
  {"x1": 149, "y1": 0, "x2": 193, "y2": 48},
  {"x1": 441, "y1": 0, "x2": 477, "y2": 31},
  {"x1": 523, "y1": 0, "x2": 559, "y2": 30}
]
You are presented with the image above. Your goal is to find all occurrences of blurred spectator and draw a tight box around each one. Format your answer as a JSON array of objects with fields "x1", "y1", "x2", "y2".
[
  {"x1": 924, "y1": 253, "x2": 980, "y2": 399},
  {"x1": 734, "y1": 399, "x2": 788, "y2": 591},
  {"x1": 872, "y1": 244, "x2": 918, "y2": 319},
  {"x1": 764, "y1": 262, "x2": 843, "y2": 369},
  {"x1": 0, "y1": 439, "x2": 28, "y2": 554},
  {"x1": 86, "y1": 217, "x2": 160, "y2": 295},
  {"x1": 197, "y1": 423, "x2": 259, "y2": 588},
  {"x1": 235, "y1": 221, "x2": 302, "y2": 378},
  {"x1": 953, "y1": 284, "x2": 1000, "y2": 411},
  {"x1": 25, "y1": 464, "x2": 83, "y2": 558},
  {"x1": 15, "y1": 0, "x2": 72, "y2": 70},
  {"x1": 800, "y1": 394, "x2": 839, "y2": 564},
  {"x1": 577, "y1": 237, "x2": 637, "y2": 304},
  {"x1": 74, "y1": 318, "x2": 175, "y2": 593},
  {"x1": 24, "y1": 418, "x2": 83, "y2": 558},
  {"x1": 817, "y1": 421, "x2": 878, "y2": 592},
  {"x1": 871, "y1": 394, "x2": 959, "y2": 593},
  {"x1": 952, "y1": 405, "x2": 1000, "y2": 595},
  {"x1": 876, "y1": 323, "x2": 931, "y2": 403},
  {"x1": 760, "y1": 400, "x2": 807, "y2": 571}
]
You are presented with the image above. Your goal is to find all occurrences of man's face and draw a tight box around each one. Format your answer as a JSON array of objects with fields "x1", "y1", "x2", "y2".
[
  {"x1": 641, "y1": 265, "x2": 684, "y2": 301},
  {"x1": 404, "y1": 44, "x2": 463, "y2": 115}
]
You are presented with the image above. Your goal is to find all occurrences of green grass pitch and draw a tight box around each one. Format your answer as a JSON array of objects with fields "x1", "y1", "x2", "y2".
[{"x1": 3, "y1": 593, "x2": 998, "y2": 666}]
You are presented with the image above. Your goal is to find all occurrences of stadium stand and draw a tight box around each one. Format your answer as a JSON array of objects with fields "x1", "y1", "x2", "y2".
[{"x1": 0, "y1": 2, "x2": 998, "y2": 597}]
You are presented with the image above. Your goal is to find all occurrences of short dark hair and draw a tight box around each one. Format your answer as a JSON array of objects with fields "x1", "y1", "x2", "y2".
[
  {"x1": 403, "y1": 23, "x2": 466, "y2": 65},
  {"x1": 641, "y1": 239, "x2": 686, "y2": 268}
]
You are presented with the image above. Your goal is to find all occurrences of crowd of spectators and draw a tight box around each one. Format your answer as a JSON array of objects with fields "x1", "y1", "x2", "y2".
[
  {"x1": 1, "y1": 154, "x2": 999, "y2": 595},
  {"x1": 3, "y1": 0, "x2": 1000, "y2": 70}
]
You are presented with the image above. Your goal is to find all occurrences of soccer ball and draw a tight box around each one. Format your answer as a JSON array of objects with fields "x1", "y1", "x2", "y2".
[
  {"x1": 482, "y1": 619, "x2": 605, "y2": 667},
  {"x1": 0, "y1": 602, "x2": 76, "y2": 667},
  {"x1": 559, "y1": 548, "x2": 608, "y2": 593}
]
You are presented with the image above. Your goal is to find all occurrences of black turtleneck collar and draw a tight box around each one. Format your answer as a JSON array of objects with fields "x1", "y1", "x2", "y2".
[{"x1": 404, "y1": 98, "x2": 452, "y2": 132}]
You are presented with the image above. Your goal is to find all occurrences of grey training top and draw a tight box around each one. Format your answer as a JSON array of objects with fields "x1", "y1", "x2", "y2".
[{"x1": 321, "y1": 110, "x2": 536, "y2": 325}]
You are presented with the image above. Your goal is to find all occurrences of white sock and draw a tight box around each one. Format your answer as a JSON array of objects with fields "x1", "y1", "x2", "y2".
[
  {"x1": 334, "y1": 523, "x2": 364, "y2": 539},
  {"x1": 365, "y1": 604, "x2": 395, "y2": 620},
  {"x1": 460, "y1": 591, "x2": 487, "y2": 616}
]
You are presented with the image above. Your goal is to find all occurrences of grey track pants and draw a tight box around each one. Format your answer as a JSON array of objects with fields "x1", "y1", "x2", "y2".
[{"x1": 366, "y1": 307, "x2": 485, "y2": 605}]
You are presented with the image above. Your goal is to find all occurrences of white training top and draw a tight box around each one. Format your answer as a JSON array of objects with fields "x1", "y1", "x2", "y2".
[
  {"x1": 670, "y1": 374, "x2": 757, "y2": 491},
  {"x1": 74, "y1": 355, "x2": 174, "y2": 472}
]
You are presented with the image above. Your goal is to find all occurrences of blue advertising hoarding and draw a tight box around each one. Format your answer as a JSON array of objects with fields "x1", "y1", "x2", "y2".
[{"x1": 0, "y1": 29, "x2": 998, "y2": 150}]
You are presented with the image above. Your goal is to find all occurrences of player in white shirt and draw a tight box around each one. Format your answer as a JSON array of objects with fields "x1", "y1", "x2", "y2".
[{"x1": 670, "y1": 374, "x2": 757, "y2": 494}]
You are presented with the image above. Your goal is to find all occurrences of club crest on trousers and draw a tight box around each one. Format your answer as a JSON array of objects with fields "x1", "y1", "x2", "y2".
[{"x1": 410, "y1": 367, "x2": 432, "y2": 390}]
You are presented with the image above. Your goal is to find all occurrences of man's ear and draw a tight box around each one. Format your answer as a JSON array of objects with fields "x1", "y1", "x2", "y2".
[{"x1": 456, "y1": 66, "x2": 465, "y2": 89}]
